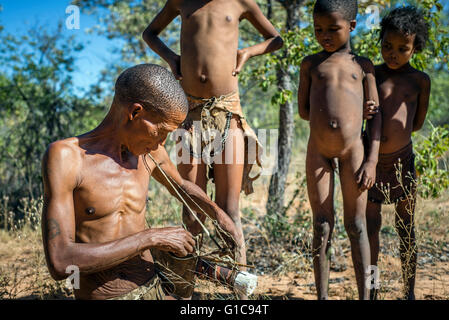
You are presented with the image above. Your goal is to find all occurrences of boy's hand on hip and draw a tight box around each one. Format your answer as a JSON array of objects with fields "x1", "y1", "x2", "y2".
[
  {"x1": 356, "y1": 160, "x2": 377, "y2": 192},
  {"x1": 363, "y1": 100, "x2": 379, "y2": 120},
  {"x1": 233, "y1": 49, "x2": 251, "y2": 76},
  {"x1": 169, "y1": 55, "x2": 183, "y2": 80}
]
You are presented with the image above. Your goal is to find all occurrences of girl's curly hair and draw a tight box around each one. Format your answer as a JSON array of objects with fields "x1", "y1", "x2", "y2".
[{"x1": 380, "y1": 6, "x2": 430, "y2": 52}]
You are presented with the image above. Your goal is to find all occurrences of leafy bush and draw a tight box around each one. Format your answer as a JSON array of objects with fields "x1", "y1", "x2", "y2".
[{"x1": 414, "y1": 124, "x2": 449, "y2": 198}]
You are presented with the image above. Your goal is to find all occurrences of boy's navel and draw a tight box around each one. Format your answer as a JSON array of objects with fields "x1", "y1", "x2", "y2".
[
  {"x1": 226, "y1": 16, "x2": 232, "y2": 22},
  {"x1": 200, "y1": 74, "x2": 207, "y2": 83},
  {"x1": 329, "y1": 120, "x2": 339, "y2": 129}
]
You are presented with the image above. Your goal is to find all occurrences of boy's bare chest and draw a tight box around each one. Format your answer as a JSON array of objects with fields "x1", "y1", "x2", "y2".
[
  {"x1": 312, "y1": 59, "x2": 364, "y2": 85},
  {"x1": 378, "y1": 76, "x2": 420, "y2": 104},
  {"x1": 180, "y1": 0, "x2": 242, "y2": 29}
]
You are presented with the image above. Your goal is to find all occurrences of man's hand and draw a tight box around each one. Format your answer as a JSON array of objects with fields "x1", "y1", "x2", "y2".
[
  {"x1": 152, "y1": 227, "x2": 195, "y2": 257},
  {"x1": 356, "y1": 160, "x2": 377, "y2": 192},
  {"x1": 364, "y1": 100, "x2": 379, "y2": 120},
  {"x1": 169, "y1": 55, "x2": 182, "y2": 80},
  {"x1": 232, "y1": 49, "x2": 251, "y2": 76}
]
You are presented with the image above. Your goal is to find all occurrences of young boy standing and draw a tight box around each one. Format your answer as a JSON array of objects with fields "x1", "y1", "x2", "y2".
[
  {"x1": 142, "y1": 0, "x2": 283, "y2": 299},
  {"x1": 298, "y1": 0, "x2": 382, "y2": 300},
  {"x1": 365, "y1": 6, "x2": 431, "y2": 300}
]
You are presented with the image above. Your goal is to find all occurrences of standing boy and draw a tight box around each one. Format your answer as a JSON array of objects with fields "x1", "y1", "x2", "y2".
[
  {"x1": 142, "y1": 0, "x2": 283, "y2": 299},
  {"x1": 298, "y1": 0, "x2": 382, "y2": 300},
  {"x1": 365, "y1": 6, "x2": 431, "y2": 300}
]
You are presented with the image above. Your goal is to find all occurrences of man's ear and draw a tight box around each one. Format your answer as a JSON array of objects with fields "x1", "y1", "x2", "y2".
[
  {"x1": 129, "y1": 103, "x2": 144, "y2": 121},
  {"x1": 350, "y1": 20, "x2": 357, "y2": 32}
]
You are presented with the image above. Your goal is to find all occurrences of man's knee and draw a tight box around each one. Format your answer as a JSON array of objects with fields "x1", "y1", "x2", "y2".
[{"x1": 182, "y1": 208, "x2": 204, "y2": 235}]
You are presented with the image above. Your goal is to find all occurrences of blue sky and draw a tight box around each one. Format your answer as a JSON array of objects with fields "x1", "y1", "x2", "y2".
[{"x1": 1, "y1": 0, "x2": 122, "y2": 93}]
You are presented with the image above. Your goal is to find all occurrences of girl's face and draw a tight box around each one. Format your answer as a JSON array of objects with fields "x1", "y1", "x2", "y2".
[{"x1": 381, "y1": 29, "x2": 416, "y2": 70}]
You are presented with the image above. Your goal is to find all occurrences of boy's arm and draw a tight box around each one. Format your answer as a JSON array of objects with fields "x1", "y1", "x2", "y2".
[
  {"x1": 413, "y1": 73, "x2": 431, "y2": 132},
  {"x1": 142, "y1": 0, "x2": 182, "y2": 79},
  {"x1": 233, "y1": 0, "x2": 284, "y2": 75},
  {"x1": 298, "y1": 56, "x2": 312, "y2": 121},
  {"x1": 149, "y1": 146, "x2": 241, "y2": 248},
  {"x1": 357, "y1": 58, "x2": 381, "y2": 191}
]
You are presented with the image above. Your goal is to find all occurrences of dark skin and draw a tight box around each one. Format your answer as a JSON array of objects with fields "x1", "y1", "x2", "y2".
[
  {"x1": 142, "y1": 0, "x2": 283, "y2": 298},
  {"x1": 298, "y1": 11, "x2": 382, "y2": 300},
  {"x1": 41, "y1": 99, "x2": 240, "y2": 300},
  {"x1": 365, "y1": 29, "x2": 431, "y2": 300}
]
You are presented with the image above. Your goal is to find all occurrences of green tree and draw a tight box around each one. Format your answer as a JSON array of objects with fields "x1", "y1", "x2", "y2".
[{"x1": 0, "y1": 23, "x2": 102, "y2": 207}]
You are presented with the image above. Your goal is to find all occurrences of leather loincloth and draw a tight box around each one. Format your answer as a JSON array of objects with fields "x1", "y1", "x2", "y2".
[
  {"x1": 107, "y1": 272, "x2": 165, "y2": 300},
  {"x1": 368, "y1": 142, "x2": 417, "y2": 204},
  {"x1": 179, "y1": 91, "x2": 263, "y2": 195}
]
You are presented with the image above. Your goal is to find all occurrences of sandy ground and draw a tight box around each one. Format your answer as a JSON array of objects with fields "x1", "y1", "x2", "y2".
[{"x1": 193, "y1": 255, "x2": 449, "y2": 300}]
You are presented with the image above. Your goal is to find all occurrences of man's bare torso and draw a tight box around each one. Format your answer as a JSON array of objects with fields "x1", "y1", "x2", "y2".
[
  {"x1": 375, "y1": 64, "x2": 425, "y2": 154},
  {"x1": 308, "y1": 52, "x2": 365, "y2": 158},
  {"x1": 177, "y1": 0, "x2": 244, "y2": 97},
  {"x1": 65, "y1": 135, "x2": 155, "y2": 299}
]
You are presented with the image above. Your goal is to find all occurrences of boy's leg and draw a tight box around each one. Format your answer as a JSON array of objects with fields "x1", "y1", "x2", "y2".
[
  {"x1": 306, "y1": 142, "x2": 335, "y2": 300},
  {"x1": 395, "y1": 197, "x2": 417, "y2": 300},
  {"x1": 177, "y1": 155, "x2": 208, "y2": 236},
  {"x1": 339, "y1": 145, "x2": 371, "y2": 300},
  {"x1": 366, "y1": 200, "x2": 382, "y2": 300},
  {"x1": 213, "y1": 115, "x2": 246, "y2": 298}
]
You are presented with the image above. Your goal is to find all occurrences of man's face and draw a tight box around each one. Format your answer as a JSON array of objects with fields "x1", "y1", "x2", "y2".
[
  {"x1": 313, "y1": 11, "x2": 355, "y2": 52},
  {"x1": 381, "y1": 30, "x2": 416, "y2": 70},
  {"x1": 126, "y1": 105, "x2": 186, "y2": 155}
]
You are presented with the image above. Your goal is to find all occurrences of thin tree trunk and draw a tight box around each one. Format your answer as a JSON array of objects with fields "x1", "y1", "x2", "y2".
[
  {"x1": 266, "y1": 0, "x2": 273, "y2": 19},
  {"x1": 266, "y1": 0, "x2": 304, "y2": 215}
]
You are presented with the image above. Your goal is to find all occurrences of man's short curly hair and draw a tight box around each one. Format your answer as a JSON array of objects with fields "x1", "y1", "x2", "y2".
[
  {"x1": 114, "y1": 64, "x2": 188, "y2": 116},
  {"x1": 313, "y1": 0, "x2": 358, "y2": 21},
  {"x1": 380, "y1": 6, "x2": 429, "y2": 52}
]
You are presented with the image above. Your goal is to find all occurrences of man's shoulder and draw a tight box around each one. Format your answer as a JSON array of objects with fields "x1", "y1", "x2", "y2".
[{"x1": 43, "y1": 138, "x2": 82, "y2": 168}]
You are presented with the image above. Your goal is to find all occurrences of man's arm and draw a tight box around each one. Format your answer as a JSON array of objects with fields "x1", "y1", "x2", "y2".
[
  {"x1": 298, "y1": 56, "x2": 312, "y2": 121},
  {"x1": 41, "y1": 141, "x2": 194, "y2": 280},
  {"x1": 149, "y1": 146, "x2": 241, "y2": 246},
  {"x1": 142, "y1": 0, "x2": 182, "y2": 79},
  {"x1": 357, "y1": 58, "x2": 381, "y2": 191},
  {"x1": 233, "y1": 0, "x2": 284, "y2": 75},
  {"x1": 413, "y1": 73, "x2": 431, "y2": 132}
]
